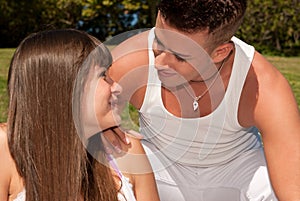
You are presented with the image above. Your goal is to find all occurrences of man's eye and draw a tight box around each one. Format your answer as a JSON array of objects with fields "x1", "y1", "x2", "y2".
[
  {"x1": 154, "y1": 38, "x2": 165, "y2": 50},
  {"x1": 153, "y1": 49, "x2": 162, "y2": 57},
  {"x1": 175, "y1": 54, "x2": 186, "y2": 62}
]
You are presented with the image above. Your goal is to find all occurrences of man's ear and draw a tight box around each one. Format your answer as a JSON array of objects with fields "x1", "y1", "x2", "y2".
[{"x1": 211, "y1": 42, "x2": 234, "y2": 63}]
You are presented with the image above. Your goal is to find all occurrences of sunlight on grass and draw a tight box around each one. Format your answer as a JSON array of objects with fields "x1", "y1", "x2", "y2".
[
  {"x1": 0, "y1": 49, "x2": 14, "y2": 122},
  {"x1": 0, "y1": 48, "x2": 14, "y2": 75}
]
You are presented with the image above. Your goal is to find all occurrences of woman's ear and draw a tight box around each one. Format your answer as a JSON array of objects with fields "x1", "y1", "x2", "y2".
[{"x1": 211, "y1": 42, "x2": 234, "y2": 63}]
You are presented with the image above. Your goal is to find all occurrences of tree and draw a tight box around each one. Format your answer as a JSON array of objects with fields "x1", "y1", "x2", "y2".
[
  {"x1": 0, "y1": 0, "x2": 83, "y2": 47},
  {"x1": 237, "y1": 0, "x2": 300, "y2": 56},
  {"x1": 1, "y1": 0, "x2": 298, "y2": 56},
  {"x1": 77, "y1": 0, "x2": 157, "y2": 41},
  {"x1": 0, "y1": 0, "x2": 157, "y2": 46}
]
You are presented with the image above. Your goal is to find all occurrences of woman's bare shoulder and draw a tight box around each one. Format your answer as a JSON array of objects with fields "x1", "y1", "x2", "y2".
[
  {"x1": 0, "y1": 122, "x2": 12, "y2": 166},
  {"x1": 115, "y1": 134, "x2": 153, "y2": 175},
  {"x1": 0, "y1": 123, "x2": 9, "y2": 156},
  {"x1": 0, "y1": 123, "x2": 17, "y2": 172},
  {"x1": 0, "y1": 123, "x2": 8, "y2": 148},
  {"x1": 0, "y1": 122, "x2": 7, "y2": 130},
  {"x1": 0, "y1": 122, "x2": 11, "y2": 199},
  {"x1": 0, "y1": 122, "x2": 24, "y2": 200},
  {"x1": 127, "y1": 135, "x2": 146, "y2": 155}
]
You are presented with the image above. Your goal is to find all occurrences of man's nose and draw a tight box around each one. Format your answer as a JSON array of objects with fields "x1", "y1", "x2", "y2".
[
  {"x1": 155, "y1": 51, "x2": 172, "y2": 70},
  {"x1": 155, "y1": 50, "x2": 166, "y2": 62}
]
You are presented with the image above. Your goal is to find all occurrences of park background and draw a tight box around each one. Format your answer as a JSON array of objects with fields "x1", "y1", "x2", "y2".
[{"x1": 0, "y1": 0, "x2": 299, "y2": 123}]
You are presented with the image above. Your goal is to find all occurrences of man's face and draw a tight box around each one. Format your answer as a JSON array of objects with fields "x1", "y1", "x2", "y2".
[{"x1": 153, "y1": 12, "x2": 215, "y2": 88}]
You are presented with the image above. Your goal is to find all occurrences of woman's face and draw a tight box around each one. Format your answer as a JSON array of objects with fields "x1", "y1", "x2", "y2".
[
  {"x1": 80, "y1": 65, "x2": 122, "y2": 139},
  {"x1": 94, "y1": 68, "x2": 122, "y2": 131}
]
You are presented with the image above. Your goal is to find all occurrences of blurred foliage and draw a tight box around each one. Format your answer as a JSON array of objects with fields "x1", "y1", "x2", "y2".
[
  {"x1": 0, "y1": 0, "x2": 299, "y2": 56},
  {"x1": 237, "y1": 0, "x2": 300, "y2": 56},
  {"x1": 0, "y1": 0, "x2": 84, "y2": 46},
  {"x1": 78, "y1": 0, "x2": 157, "y2": 41},
  {"x1": 0, "y1": 0, "x2": 158, "y2": 45}
]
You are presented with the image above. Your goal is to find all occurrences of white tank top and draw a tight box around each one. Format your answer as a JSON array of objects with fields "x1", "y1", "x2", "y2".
[{"x1": 139, "y1": 28, "x2": 262, "y2": 167}]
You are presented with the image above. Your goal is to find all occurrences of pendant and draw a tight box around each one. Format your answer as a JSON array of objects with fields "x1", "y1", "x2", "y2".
[{"x1": 193, "y1": 100, "x2": 199, "y2": 111}]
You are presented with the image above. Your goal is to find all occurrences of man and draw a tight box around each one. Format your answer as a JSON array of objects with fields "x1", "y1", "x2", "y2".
[{"x1": 104, "y1": 0, "x2": 300, "y2": 200}]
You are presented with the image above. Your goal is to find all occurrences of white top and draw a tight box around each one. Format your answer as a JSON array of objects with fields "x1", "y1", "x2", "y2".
[
  {"x1": 139, "y1": 28, "x2": 262, "y2": 167},
  {"x1": 111, "y1": 156, "x2": 137, "y2": 201},
  {"x1": 13, "y1": 189, "x2": 25, "y2": 201}
]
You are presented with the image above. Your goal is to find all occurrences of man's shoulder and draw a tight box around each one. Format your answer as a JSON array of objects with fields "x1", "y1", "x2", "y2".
[{"x1": 252, "y1": 51, "x2": 283, "y2": 82}]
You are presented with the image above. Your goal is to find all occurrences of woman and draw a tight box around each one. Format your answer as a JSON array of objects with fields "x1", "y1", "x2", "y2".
[{"x1": 0, "y1": 29, "x2": 159, "y2": 201}]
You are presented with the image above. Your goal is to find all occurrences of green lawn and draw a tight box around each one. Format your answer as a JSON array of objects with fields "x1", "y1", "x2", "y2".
[
  {"x1": 0, "y1": 49, "x2": 13, "y2": 122},
  {"x1": 0, "y1": 48, "x2": 299, "y2": 123}
]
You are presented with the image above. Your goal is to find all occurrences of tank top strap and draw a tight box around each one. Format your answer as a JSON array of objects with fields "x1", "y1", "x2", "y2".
[
  {"x1": 224, "y1": 36, "x2": 255, "y2": 128},
  {"x1": 147, "y1": 27, "x2": 157, "y2": 83}
]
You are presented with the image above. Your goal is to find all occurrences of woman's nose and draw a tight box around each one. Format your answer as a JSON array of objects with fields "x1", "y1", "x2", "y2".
[{"x1": 111, "y1": 82, "x2": 122, "y2": 96}]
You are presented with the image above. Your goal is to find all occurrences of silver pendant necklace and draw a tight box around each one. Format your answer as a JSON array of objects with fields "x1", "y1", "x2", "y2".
[{"x1": 184, "y1": 58, "x2": 227, "y2": 111}]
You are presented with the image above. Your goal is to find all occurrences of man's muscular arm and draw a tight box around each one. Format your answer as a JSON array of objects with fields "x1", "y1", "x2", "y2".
[
  {"x1": 103, "y1": 31, "x2": 150, "y2": 153},
  {"x1": 253, "y1": 53, "x2": 300, "y2": 200}
]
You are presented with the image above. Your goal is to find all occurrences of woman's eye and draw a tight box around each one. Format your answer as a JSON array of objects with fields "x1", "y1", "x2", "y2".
[
  {"x1": 153, "y1": 38, "x2": 164, "y2": 51},
  {"x1": 98, "y1": 71, "x2": 112, "y2": 84},
  {"x1": 153, "y1": 49, "x2": 162, "y2": 57},
  {"x1": 98, "y1": 70, "x2": 106, "y2": 78}
]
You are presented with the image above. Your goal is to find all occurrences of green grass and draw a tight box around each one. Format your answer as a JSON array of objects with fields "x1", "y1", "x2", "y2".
[
  {"x1": 0, "y1": 48, "x2": 14, "y2": 122},
  {"x1": 0, "y1": 48, "x2": 299, "y2": 124}
]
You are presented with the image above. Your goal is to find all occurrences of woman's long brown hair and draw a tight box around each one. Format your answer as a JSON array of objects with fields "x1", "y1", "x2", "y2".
[{"x1": 7, "y1": 29, "x2": 118, "y2": 201}]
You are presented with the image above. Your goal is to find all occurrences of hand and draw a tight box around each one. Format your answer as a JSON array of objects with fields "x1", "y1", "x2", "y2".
[{"x1": 102, "y1": 126, "x2": 143, "y2": 154}]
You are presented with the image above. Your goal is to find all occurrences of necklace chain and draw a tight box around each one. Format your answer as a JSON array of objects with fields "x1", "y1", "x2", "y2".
[
  {"x1": 190, "y1": 58, "x2": 225, "y2": 82},
  {"x1": 184, "y1": 57, "x2": 227, "y2": 111}
]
